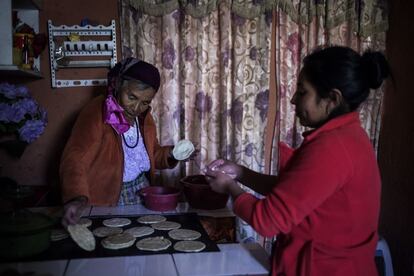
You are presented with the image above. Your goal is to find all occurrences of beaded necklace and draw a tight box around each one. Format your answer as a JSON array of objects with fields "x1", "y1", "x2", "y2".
[{"x1": 122, "y1": 118, "x2": 139, "y2": 148}]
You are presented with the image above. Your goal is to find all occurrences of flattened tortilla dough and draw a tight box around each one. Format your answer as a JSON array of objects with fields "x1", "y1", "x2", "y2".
[
  {"x1": 168, "y1": 229, "x2": 201, "y2": 240},
  {"x1": 174, "y1": 240, "x2": 206, "y2": 252},
  {"x1": 67, "y1": 224, "x2": 96, "y2": 251},
  {"x1": 51, "y1": 229, "x2": 69, "y2": 241},
  {"x1": 151, "y1": 221, "x2": 181, "y2": 230},
  {"x1": 136, "y1": 236, "x2": 172, "y2": 251},
  {"x1": 101, "y1": 233, "x2": 136, "y2": 250},
  {"x1": 137, "y1": 215, "x2": 166, "y2": 224},
  {"x1": 78, "y1": 218, "x2": 92, "y2": 227},
  {"x1": 124, "y1": 226, "x2": 154, "y2": 237},
  {"x1": 172, "y1": 139, "x2": 195, "y2": 160},
  {"x1": 102, "y1": 218, "x2": 131, "y2": 227},
  {"x1": 93, "y1": 226, "x2": 123, "y2": 238}
]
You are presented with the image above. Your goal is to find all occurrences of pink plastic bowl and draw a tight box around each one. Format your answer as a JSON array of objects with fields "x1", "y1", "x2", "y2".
[
  {"x1": 138, "y1": 186, "x2": 180, "y2": 211},
  {"x1": 180, "y1": 175, "x2": 229, "y2": 210}
]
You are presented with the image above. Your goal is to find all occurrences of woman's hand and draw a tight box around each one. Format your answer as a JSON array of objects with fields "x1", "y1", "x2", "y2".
[
  {"x1": 61, "y1": 197, "x2": 87, "y2": 228},
  {"x1": 182, "y1": 140, "x2": 200, "y2": 162},
  {"x1": 204, "y1": 168, "x2": 237, "y2": 194},
  {"x1": 204, "y1": 167, "x2": 245, "y2": 200},
  {"x1": 205, "y1": 159, "x2": 243, "y2": 180},
  {"x1": 171, "y1": 142, "x2": 200, "y2": 163},
  {"x1": 182, "y1": 147, "x2": 199, "y2": 162}
]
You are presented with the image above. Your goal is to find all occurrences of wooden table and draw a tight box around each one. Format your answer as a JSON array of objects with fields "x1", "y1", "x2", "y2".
[{"x1": 0, "y1": 204, "x2": 270, "y2": 276}]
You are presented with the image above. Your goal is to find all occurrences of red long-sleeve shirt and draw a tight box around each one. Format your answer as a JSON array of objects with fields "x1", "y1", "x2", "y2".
[{"x1": 234, "y1": 112, "x2": 380, "y2": 276}]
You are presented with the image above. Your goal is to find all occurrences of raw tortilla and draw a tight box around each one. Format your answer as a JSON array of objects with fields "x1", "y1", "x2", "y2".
[
  {"x1": 137, "y1": 215, "x2": 166, "y2": 224},
  {"x1": 93, "y1": 226, "x2": 123, "y2": 238},
  {"x1": 101, "y1": 233, "x2": 136, "y2": 250},
  {"x1": 50, "y1": 228, "x2": 69, "y2": 241},
  {"x1": 172, "y1": 139, "x2": 194, "y2": 160},
  {"x1": 67, "y1": 224, "x2": 95, "y2": 251},
  {"x1": 174, "y1": 240, "x2": 206, "y2": 252},
  {"x1": 102, "y1": 218, "x2": 131, "y2": 227},
  {"x1": 136, "y1": 236, "x2": 172, "y2": 251},
  {"x1": 168, "y1": 229, "x2": 201, "y2": 240},
  {"x1": 151, "y1": 221, "x2": 181, "y2": 230},
  {"x1": 78, "y1": 218, "x2": 92, "y2": 227},
  {"x1": 124, "y1": 226, "x2": 154, "y2": 238}
]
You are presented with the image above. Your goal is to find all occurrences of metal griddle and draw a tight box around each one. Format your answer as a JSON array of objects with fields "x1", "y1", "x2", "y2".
[{"x1": 4, "y1": 213, "x2": 220, "y2": 262}]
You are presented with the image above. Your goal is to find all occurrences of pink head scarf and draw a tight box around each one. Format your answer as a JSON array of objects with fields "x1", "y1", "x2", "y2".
[{"x1": 103, "y1": 58, "x2": 161, "y2": 134}]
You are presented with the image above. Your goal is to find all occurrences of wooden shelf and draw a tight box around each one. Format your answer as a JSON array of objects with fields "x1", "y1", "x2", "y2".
[
  {"x1": 13, "y1": 0, "x2": 42, "y2": 10},
  {"x1": 0, "y1": 65, "x2": 42, "y2": 78},
  {"x1": 0, "y1": 0, "x2": 41, "y2": 81}
]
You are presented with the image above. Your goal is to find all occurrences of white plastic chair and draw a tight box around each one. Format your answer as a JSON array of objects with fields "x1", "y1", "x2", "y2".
[{"x1": 376, "y1": 237, "x2": 394, "y2": 276}]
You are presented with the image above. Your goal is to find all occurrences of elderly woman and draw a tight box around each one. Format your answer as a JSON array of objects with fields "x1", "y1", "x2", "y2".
[
  {"x1": 205, "y1": 46, "x2": 390, "y2": 276},
  {"x1": 60, "y1": 58, "x2": 192, "y2": 226}
]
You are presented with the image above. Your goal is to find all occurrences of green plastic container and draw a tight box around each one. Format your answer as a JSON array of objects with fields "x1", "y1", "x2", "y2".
[{"x1": 0, "y1": 209, "x2": 55, "y2": 259}]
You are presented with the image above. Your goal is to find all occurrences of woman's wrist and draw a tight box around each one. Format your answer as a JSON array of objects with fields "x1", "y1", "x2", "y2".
[
  {"x1": 227, "y1": 181, "x2": 244, "y2": 201},
  {"x1": 168, "y1": 147, "x2": 179, "y2": 165},
  {"x1": 236, "y1": 166, "x2": 246, "y2": 182},
  {"x1": 64, "y1": 195, "x2": 88, "y2": 207}
]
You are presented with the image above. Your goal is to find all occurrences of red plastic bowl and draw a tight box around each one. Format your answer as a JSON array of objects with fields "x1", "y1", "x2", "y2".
[
  {"x1": 180, "y1": 175, "x2": 229, "y2": 210},
  {"x1": 138, "y1": 186, "x2": 180, "y2": 211}
]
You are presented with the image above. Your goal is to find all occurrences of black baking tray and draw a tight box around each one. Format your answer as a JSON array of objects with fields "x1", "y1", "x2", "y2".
[{"x1": 3, "y1": 213, "x2": 220, "y2": 262}]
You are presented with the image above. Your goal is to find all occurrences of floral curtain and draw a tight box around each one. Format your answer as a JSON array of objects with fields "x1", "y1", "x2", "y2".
[
  {"x1": 119, "y1": 0, "x2": 388, "y2": 244},
  {"x1": 266, "y1": 0, "x2": 388, "y2": 177},
  {"x1": 262, "y1": 0, "x2": 388, "y2": 251},
  {"x1": 120, "y1": 0, "x2": 272, "y2": 187}
]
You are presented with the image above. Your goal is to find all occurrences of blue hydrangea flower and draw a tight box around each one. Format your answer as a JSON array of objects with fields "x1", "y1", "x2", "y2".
[
  {"x1": 10, "y1": 103, "x2": 27, "y2": 123},
  {"x1": 0, "y1": 83, "x2": 30, "y2": 99},
  {"x1": 16, "y1": 98, "x2": 38, "y2": 116},
  {"x1": 18, "y1": 119, "x2": 46, "y2": 143},
  {"x1": 15, "y1": 85, "x2": 30, "y2": 98},
  {"x1": 0, "y1": 82, "x2": 48, "y2": 144},
  {"x1": 0, "y1": 83, "x2": 18, "y2": 99},
  {"x1": 0, "y1": 103, "x2": 14, "y2": 122}
]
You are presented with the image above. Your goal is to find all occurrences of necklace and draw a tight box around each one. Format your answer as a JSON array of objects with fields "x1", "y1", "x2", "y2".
[{"x1": 122, "y1": 118, "x2": 139, "y2": 148}]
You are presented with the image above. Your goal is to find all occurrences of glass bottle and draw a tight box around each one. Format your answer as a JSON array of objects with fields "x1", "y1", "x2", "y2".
[{"x1": 21, "y1": 35, "x2": 29, "y2": 65}]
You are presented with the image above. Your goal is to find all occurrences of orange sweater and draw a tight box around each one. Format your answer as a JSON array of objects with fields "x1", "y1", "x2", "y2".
[{"x1": 60, "y1": 95, "x2": 175, "y2": 205}]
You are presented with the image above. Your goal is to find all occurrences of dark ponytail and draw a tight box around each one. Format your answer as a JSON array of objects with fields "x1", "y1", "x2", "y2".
[
  {"x1": 361, "y1": 51, "x2": 390, "y2": 90},
  {"x1": 302, "y1": 46, "x2": 390, "y2": 114}
]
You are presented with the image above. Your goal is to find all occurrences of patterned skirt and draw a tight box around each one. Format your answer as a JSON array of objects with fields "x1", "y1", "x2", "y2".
[{"x1": 118, "y1": 173, "x2": 149, "y2": 205}]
